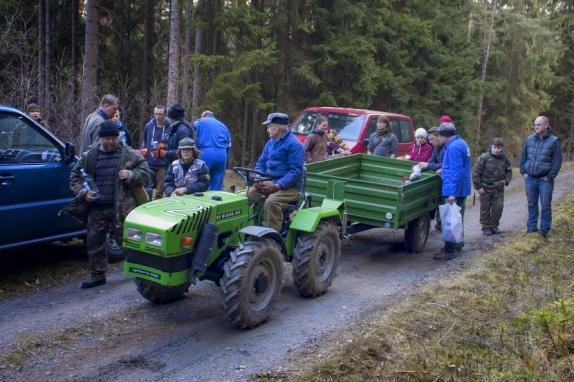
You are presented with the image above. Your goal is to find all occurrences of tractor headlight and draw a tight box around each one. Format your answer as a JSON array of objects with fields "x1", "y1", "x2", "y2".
[
  {"x1": 145, "y1": 233, "x2": 164, "y2": 247},
  {"x1": 125, "y1": 228, "x2": 142, "y2": 241},
  {"x1": 385, "y1": 212, "x2": 393, "y2": 220}
]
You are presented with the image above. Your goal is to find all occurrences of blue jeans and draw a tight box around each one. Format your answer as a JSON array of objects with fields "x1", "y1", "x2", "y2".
[
  {"x1": 525, "y1": 176, "x2": 554, "y2": 233},
  {"x1": 200, "y1": 148, "x2": 227, "y2": 191}
]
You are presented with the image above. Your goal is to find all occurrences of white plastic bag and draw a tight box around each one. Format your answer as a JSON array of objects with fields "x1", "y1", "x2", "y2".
[{"x1": 439, "y1": 203, "x2": 463, "y2": 243}]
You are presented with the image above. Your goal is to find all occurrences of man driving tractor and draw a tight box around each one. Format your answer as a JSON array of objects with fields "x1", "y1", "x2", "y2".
[{"x1": 247, "y1": 112, "x2": 305, "y2": 232}]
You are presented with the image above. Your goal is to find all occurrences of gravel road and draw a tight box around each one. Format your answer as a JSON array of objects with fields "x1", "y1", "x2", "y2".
[{"x1": 0, "y1": 168, "x2": 572, "y2": 382}]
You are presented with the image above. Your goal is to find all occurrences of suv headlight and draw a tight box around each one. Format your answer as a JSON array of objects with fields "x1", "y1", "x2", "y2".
[
  {"x1": 125, "y1": 228, "x2": 142, "y2": 241},
  {"x1": 145, "y1": 233, "x2": 163, "y2": 247}
]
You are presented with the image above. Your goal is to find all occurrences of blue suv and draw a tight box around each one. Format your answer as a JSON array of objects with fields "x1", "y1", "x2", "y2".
[{"x1": 0, "y1": 105, "x2": 85, "y2": 250}]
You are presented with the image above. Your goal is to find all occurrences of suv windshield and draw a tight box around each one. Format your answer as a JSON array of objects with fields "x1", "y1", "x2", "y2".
[{"x1": 290, "y1": 112, "x2": 366, "y2": 141}]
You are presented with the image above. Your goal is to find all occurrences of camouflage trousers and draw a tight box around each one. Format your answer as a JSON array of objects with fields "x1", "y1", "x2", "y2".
[
  {"x1": 479, "y1": 191, "x2": 504, "y2": 230},
  {"x1": 86, "y1": 205, "x2": 122, "y2": 275},
  {"x1": 247, "y1": 182, "x2": 300, "y2": 232}
]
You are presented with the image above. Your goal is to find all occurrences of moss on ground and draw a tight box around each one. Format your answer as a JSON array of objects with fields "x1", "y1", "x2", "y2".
[{"x1": 283, "y1": 195, "x2": 574, "y2": 381}]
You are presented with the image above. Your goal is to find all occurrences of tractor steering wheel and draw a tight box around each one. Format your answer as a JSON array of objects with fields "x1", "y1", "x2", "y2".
[{"x1": 233, "y1": 167, "x2": 272, "y2": 187}]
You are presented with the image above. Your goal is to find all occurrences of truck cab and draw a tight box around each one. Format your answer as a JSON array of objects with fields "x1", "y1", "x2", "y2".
[
  {"x1": 0, "y1": 105, "x2": 83, "y2": 250},
  {"x1": 290, "y1": 107, "x2": 414, "y2": 157}
]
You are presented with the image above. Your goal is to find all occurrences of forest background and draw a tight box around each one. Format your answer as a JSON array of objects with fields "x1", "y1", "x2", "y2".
[{"x1": 0, "y1": 0, "x2": 572, "y2": 166}]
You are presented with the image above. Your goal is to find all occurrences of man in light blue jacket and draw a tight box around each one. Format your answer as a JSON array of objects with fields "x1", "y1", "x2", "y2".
[
  {"x1": 433, "y1": 122, "x2": 471, "y2": 260},
  {"x1": 248, "y1": 112, "x2": 305, "y2": 232}
]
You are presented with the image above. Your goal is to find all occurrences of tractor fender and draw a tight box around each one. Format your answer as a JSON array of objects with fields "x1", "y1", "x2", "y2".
[
  {"x1": 239, "y1": 226, "x2": 286, "y2": 256},
  {"x1": 289, "y1": 207, "x2": 341, "y2": 233}
]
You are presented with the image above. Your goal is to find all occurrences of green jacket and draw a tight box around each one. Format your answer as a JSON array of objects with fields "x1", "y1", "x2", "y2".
[
  {"x1": 69, "y1": 142, "x2": 150, "y2": 222},
  {"x1": 472, "y1": 151, "x2": 512, "y2": 193}
]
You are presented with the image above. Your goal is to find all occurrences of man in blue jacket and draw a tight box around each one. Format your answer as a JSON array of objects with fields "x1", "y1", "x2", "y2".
[
  {"x1": 194, "y1": 110, "x2": 231, "y2": 190},
  {"x1": 248, "y1": 112, "x2": 305, "y2": 232},
  {"x1": 433, "y1": 122, "x2": 471, "y2": 260},
  {"x1": 141, "y1": 105, "x2": 170, "y2": 198},
  {"x1": 519, "y1": 116, "x2": 562, "y2": 237}
]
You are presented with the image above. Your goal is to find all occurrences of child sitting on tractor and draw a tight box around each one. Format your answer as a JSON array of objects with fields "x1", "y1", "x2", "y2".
[{"x1": 164, "y1": 138, "x2": 210, "y2": 197}]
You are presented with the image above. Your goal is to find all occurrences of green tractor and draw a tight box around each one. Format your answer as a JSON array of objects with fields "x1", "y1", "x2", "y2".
[{"x1": 122, "y1": 167, "x2": 343, "y2": 329}]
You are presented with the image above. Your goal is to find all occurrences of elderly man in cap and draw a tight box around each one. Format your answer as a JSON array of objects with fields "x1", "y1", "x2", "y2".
[
  {"x1": 472, "y1": 138, "x2": 512, "y2": 236},
  {"x1": 248, "y1": 112, "x2": 305, "y2": 232},
  {"x1": 433, "y1": 122, "x2": 471, "y2": 260},
  {"x1": 165, "y1": 104, "x2": 195, "y2": 164},
  {"x1": 70, "y1": 120, "x2": 149, "y2": 288},
  {"x1": 193, "y1": 110, "x2": 231, "y2": 190}
]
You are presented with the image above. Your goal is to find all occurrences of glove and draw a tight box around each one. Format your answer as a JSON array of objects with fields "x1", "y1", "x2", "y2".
[
  {"x1": 139, "y1": 148, "x2": 148, "y2": 157},
  {"x1": 261, "y1": 183, "x2": 280, "y2": 195}
]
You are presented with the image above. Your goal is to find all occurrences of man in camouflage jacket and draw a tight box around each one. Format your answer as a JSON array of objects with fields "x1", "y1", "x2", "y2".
[
  {"x1": 70, "y1": 121, "x2": 149, "y2": 289},
  {"x1": 472, "y1": 138, "x2": 512, "y2": 236}
]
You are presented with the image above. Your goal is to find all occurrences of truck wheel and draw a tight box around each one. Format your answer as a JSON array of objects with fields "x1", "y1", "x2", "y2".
[
  {"x1": 105, "y1": 233, "x2": 126, "y2": 263},
  {"x1": 404, "y1": 215, "x2": 430, "y2": 253},
  {"x1": 134, "y1": 278, "x2": 190, "y2": 304},
  {"x1": 292, "y1": 221, "x2": 341, "y2": 298},
  {"x1": 220, "y1": 239, "x2": 283, "y2": 329}
]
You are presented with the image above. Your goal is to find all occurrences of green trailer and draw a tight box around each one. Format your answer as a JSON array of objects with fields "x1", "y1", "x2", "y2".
[{"x1": 305, "y1": 154, "x2": 442, "y2": 252}]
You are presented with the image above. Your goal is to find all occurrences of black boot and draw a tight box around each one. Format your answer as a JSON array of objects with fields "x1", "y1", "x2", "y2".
[{"x1": 80, "y1": 274, "x2": 106, "y2": 289}]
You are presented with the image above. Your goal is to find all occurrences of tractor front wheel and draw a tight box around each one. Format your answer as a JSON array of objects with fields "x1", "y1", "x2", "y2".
[
  {"x1": 220, "y1": 239, "x2": 283, "y2": 329},
  {"x1": 135, "y1": 279, "x2": 190, "y2": 304},
  {"x1": 292, "y1": 221, "x2": 341, "y2": 298}
]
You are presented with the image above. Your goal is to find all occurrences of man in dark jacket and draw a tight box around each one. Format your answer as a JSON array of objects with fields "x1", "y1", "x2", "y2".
[
  {"x1": 248, "y1": 112, "x2": 305, "y2": 232},
  {"x1": 165, "y1": 104, "x2": 195, "y2": 164},
  {"x1": 472, "y1": 138, "x2": 512, "y2": 236},
  {"x1": 70, "y1": 121, "x2": 149, "y2": 289},
  {"x1": 141, "y1": 105, "x2": 170, "y2": 198},
  {"x1": 519, "y1": 116, "x2": 562, "y2": 237},
  {"x1": 433, "y1": 122, "x2": 471, "y2": 260},
  {"x1": 303, "y1": 115, "x2": 328, "y2": 163},
  {"x1": 79, "y1": 94, "x2": 119, "y2": 154}
]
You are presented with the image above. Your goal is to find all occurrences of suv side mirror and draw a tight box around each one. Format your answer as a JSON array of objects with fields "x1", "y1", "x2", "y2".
[{"x1": 63, "y1": 142, "x2": 76, "y2": 164}]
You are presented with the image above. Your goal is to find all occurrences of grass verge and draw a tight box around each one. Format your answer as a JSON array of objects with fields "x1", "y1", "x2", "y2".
[{"x1": 288, "y1": 195, "x2": 574, "y2": 381}]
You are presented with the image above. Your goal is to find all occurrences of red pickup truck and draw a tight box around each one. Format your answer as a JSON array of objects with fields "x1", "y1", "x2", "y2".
[{"x1": 290, "y1": 106, "x2": 414, "y2": 157}]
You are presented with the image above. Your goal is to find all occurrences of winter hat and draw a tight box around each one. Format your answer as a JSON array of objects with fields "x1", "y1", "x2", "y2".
[
  {"x1": 178, "y1": 137, "x2": 197, "y2": 149},
  {"x1": 98, "y1": 120, "x2": 120, "y2": 137},
  {"x1": 439, "y1": 115, "x2": 452, "y2": 123},
  {"x1": 415, "y1": 128, "x2": 428, "y2": 138},
  {"x1": 437, "y1": 122, "x2": 456, "y2": 136},
  {"x1": 27, "y1": 103, "x2": 40, "y2": 112},
  {"x1": 167, "y1": 104, "x2": 185, "y2": 120},
  {"x1": 262, "y1": 112, "x2": 289, "y2": 126},
  {"x1": 428, "y1": 126, "x2": 439, "y2": 134}
]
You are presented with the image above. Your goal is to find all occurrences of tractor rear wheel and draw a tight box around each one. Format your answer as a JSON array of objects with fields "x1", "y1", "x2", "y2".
[
  {"x1": 220, "y1": 239, "x2": 283, "y2": 329},
  {"x1": 135, "y1": 279, "x2": 190, "y2": 304},
  {"x1": 404, "y1": 215, "x2": 430, "y2": 253},
  {"x1": 292, "y1": 221, "x2": 341, "y2": 298}
]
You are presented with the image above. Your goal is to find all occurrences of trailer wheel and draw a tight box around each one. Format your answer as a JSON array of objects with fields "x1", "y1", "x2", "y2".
[
  {"x1": 135, "y1": 279, "x2": 190, "y2": 304},
  {"x1": 404, "y1": 215, "x2": 430, "y2": 253},
  {"x1": 220, "y1": 239, "x2": 283, "y2": 329},
  {"x1": 292, "y1": 221, "x2": 341, "y2": 298}
]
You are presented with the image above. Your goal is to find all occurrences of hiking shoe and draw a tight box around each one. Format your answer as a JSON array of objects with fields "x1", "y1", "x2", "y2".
[
  {"x1": 491, "y1": 227, "x2": 501, "y2": 234},
  {"x1": 80, "y1": 274, "x2": 106, "y2": 289},
  {"x1": 526, "y1": 229, "x2": 538, "y2": 235},
  {"x1": 482, "y1": 229, "x2": 493, "y2": 236},
  {"x1": 540, "y1": 231, "x2": 549, "y2": 238},
  {"x1": 433, "y1": 250, "x2": 458, "y2": 261}
]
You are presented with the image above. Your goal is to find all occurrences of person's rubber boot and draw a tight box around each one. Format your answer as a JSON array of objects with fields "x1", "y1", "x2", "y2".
[
  {"x1": 482, "y1": 228, "x2": 493, "y2": 236},
  {"x1": 80, "y1": 274, "x2": 106, "y2": 289},
  {"x1": 433, "y1": 249, "x2": 458, "y2": 261}
]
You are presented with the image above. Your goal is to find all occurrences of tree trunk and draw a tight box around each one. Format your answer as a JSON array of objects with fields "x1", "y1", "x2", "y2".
[
  {"x1": 568, "y1": 107, "x2": 574, "y2": 161},
  {"x1": 475, "y1": 0, "x2": 497, "y2": 151},
  {"x1": 80, "y1": 0, "x2": 100, "y2": 123},
  {"x1": 250, "y1": 107, "x2": 259, "y2": 166},
  {"x1": 141, "y1": 0, "x2": 155, "y2": 106},
  {"x1": 71, "y1": 0, "x2": 79, "y2": 99},
  {"x1": 191, "y1": 0, "x2": 205, "y2": 119},
  {"x1": 167, "y1": 0, "x2": 180, "y2": 106},
  {"x1": 241, "y1": 100, "x2": 249, "y2": 166},
  {"x1": 44, "y1": 0, "x2": 51, "y2": 121},
  {"x1": 38, "y1": 0, "x2": 46, "y2": 110},
  {"x1": 181, "y1": 0, "x2": 194, "y2": 110}
]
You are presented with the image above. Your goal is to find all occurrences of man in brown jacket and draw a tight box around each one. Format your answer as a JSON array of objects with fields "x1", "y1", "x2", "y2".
[{"x1": 303, "y1": 115, "x2": 328, "y2": 163}]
